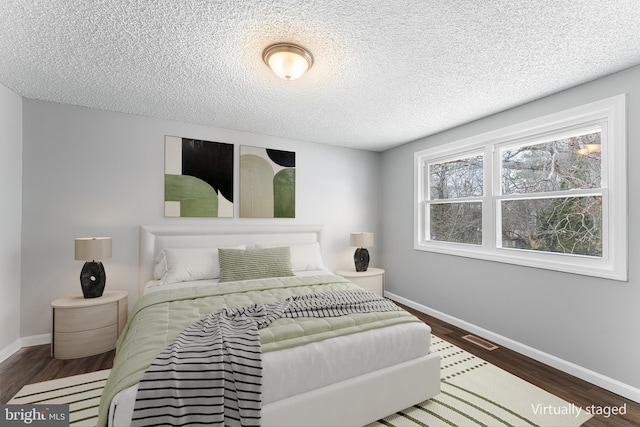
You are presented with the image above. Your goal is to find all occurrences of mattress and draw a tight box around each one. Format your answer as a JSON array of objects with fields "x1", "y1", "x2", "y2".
[
  {"x1": 110, "y1": 320, "x2": 431, "y2": 426},
  {"x1": 100, "y1": 274, "x2": 432, "y2": 426}
]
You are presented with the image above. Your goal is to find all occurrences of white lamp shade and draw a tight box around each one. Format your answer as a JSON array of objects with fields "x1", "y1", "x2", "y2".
[
  {"x1": 75, "y1": 237, "x2": 112, "y2": 261},
  {"x1": 350, "y1": 232, "x2": 374, "y2": 248}
]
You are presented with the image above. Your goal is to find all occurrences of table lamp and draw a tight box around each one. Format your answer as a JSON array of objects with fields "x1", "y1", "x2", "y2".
[
  {"x1": 350, "y1": 232, "x2": 374, "y2": 272},
  {"x1": 75, "y1": 237, "x2": 112, "y2": 298}
]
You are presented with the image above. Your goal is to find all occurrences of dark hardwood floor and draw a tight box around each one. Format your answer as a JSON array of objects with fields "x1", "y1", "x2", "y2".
[
  {"x1": 0, "y1": 345, "x2": 115, "y2": 405},
  {"x1": 400, "y1": 304, "x2": 640, "y2": 427},
  {"x1": 1, "y1": 308, "x2": 639, "y2": 426}
]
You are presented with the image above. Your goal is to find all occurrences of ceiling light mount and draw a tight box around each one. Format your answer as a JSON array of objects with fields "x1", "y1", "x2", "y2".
[{"x1": 263, "y1": 43, "x2": 313, "y2": 81}]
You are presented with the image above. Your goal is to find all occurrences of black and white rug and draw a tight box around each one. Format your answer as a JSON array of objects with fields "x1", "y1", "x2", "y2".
[{"x1": 9, "y1": 336, "x2": 592, "y2": 427}]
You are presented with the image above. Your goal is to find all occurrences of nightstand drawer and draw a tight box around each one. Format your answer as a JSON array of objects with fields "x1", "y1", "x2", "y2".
[
  {"x1": 54, "y1": 302, "x2": 117, "y2": 332},
  {"x1": 53, "y1": 325, "x2": 118, "y2": 359},
  {"x1": 336, "y1": 268, "x2": 385, "y2": 296},
  {"x1": 356, "y1": 276, "x2": 383, "y2": 294},
  {"x1": 51, "y1": 290, "x2": 128, "y2": 359}
]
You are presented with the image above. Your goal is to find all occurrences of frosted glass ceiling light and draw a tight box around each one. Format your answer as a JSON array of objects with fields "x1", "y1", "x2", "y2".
[{"x1": 263, "y1": 43, "x2": 313, "y2": 80}]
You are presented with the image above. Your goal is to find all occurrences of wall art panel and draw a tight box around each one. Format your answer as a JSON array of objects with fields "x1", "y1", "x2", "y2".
[
  {"x1": 164, "y1": 136, "x2": 234, "y2": 217},
  {"x1": 240, "y1": 146, "x2": 295, "y2": 218}
]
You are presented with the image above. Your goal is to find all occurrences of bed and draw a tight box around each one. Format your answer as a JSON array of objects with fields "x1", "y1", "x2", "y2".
[{"x1": 97, "y1": 224, "x2": 440, "y2": 427}]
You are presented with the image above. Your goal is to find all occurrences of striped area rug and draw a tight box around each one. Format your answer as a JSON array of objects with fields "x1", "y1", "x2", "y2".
[
  {"x1": 8, "y1": 369, "x2": 109, "y2": 426},
  {"x1": 8, "y1": 336, "x2": 592, "y2": 427},
  {"x1": 368, "y1": 335, "x2": 592, "y2": 427}
]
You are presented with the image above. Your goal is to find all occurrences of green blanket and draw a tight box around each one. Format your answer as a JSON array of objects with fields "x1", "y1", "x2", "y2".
[{"x1": 96, "y1": 274, "x2": 420, "y2": 427}]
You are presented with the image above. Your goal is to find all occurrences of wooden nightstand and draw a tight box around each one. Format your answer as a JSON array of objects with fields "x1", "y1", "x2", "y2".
[
  {"x1": 51, "y1": 290, "x2": 128, "y2": 359},
  {"x1": 336, "y1": 268, "x2": 385, "y2": 296}
]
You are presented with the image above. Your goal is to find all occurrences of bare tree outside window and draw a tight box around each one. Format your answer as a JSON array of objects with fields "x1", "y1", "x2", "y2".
[
  {"x1": 428, "y1": 155, "x2": 483, "y2": 245},
  {"x1": 429, "y1": 155, "x2": 483, "y2": 199},
  {"x1": 430, "y1": 202, "x2": 482, "y2": 244},
  {"x1": 500, "y1": 131, "x2": 602, "y2": 257},
  {"x1": 501, "y1": 131, "x2": 601, "y2": 194},
  {"x1": 501, "y1": 196, "x2": 602, "y2": 256}
]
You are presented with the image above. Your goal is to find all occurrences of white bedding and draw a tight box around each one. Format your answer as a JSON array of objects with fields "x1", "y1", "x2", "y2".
[
  {"x1": 109, "y1": 276, "x2": 432, "y2": 427},
  {"x1": 111, "y1": 323, "x2": 431, "y2": 426}
]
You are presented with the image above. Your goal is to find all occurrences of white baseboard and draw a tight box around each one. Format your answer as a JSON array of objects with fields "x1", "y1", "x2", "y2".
[
  {"x1": 0, "y1": 338, "x2": 21, "y2": 364},
  {"x1": 21, "y1": 333, "x2": 51, "y2": 347},
  {"x1": 0, "y1": 334, "x2": 51, "y2": 364},
  {"x1": 386, "y1": 291, "x2": 640, "y2": 404}
]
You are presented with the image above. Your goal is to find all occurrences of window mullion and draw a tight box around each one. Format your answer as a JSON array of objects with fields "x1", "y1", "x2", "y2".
[{"x1": 483, "y1": 145, "x2": 496, "y2": 250}]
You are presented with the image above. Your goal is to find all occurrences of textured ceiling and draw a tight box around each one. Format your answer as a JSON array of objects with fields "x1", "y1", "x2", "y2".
[{"x1": 1, "y1": 1, "x2": 639, "y2": 152}]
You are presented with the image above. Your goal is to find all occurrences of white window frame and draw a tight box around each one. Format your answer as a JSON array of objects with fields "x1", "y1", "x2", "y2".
[{"x1": 414, "y1": 94, "x2": 627, "y2": 281}]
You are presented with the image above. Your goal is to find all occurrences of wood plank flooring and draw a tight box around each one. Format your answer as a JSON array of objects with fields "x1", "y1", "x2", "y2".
[
  {"x1": 399, "y1": 304, "x2": 640, "y2": 427},
  {"x1": 0, "y1": 344, "x2": 115, "y2": 405},
  {"x1": 1, "y1": 307, "x2": 639, "y2": 426}
]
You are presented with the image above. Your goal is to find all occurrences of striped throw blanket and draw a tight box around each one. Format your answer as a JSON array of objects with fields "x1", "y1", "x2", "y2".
[{"x1": 131, "y1": 289, "x2": 401, "y2": 427}]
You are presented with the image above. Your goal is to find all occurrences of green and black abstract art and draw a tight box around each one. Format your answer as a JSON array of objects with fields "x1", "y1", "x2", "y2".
[
  {"x1": 164, "y1": 136, "x2": 234, "y2": 217},
  {"x1": 240, "y1": 146, "x2": 295, "y2": 218}
]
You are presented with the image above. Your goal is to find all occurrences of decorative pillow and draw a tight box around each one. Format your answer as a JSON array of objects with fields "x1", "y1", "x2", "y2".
[
  {"x1": 158, "y1": 246, "x2": 245, "y2": 284},
  {"x1": 218, "y1": 247, "x2": 294, "y2": 282},
  {"x1": 255, "y1": 242, "x2": 327, "y2": 272}
]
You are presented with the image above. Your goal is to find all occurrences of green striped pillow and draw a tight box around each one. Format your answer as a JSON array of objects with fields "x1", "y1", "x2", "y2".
[{"x1": 218, "y1": 246, "x2": 294, "y2": 282}]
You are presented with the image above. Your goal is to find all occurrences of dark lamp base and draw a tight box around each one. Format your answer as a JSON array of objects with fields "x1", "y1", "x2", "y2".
[
  {"x1": 80, "y1": 261, "x2": 106, "y2": 298},
  {"x1": 354, "y1": 248, "x2": 370, "y2": 272}
]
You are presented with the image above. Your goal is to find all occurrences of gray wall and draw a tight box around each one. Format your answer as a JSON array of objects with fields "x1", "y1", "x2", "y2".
[
  {"x1": 8, "y1": 65, "x2": 638, "y2": 399},
  {"x1": 19, "y1": 100, "x2": 382, "y2": 339},
  {"x1": 381, "y1": 65, "x2": 640, "y2": 395},
  {"x1": 0, "y1": 84, "x2": 22, "y2": 355}
]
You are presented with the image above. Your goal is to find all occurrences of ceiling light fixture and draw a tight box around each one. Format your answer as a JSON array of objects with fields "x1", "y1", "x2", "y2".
[{"x1": 263, "y1": 43, "x2": 313, "y2": 81}]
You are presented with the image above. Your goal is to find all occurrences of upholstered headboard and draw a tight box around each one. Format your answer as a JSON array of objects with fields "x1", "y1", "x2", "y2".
[{"x1": 139, "y1": 224, "x2": 324, "y2": 296}]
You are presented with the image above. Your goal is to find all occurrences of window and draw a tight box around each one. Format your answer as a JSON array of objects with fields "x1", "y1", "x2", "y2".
[
  {"x1": 415, "y1": 95, "x2": 627, "y2": 280},
  {"x1": 428, "y1": 153, "x2": 484, "y2": 245},
  {"x1": 499, "y1": 127, "x2": 603, "y2": 257}
]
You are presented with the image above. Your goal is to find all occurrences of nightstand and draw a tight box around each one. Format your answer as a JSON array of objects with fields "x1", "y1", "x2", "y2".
[
  {"x1": 336, "y1": 268, "x2": 385, "y2": 296},
  {"x1": 51, "y1": 290, "x2": 128, "y2": 359}
]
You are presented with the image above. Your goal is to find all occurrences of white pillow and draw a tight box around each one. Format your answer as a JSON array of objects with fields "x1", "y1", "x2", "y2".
[
  {"x1": 256, "y1": 242, "x2": 327, "y2": 272},
  {"x1": 152, "y1": 244, "x2": 254, "y2": 279},
  {"x1": 157, "y1": 246, "x2": 245, "y2": 284},
  {"x1": 153, "y1": 252, "x2": 168, "y2": 280}
]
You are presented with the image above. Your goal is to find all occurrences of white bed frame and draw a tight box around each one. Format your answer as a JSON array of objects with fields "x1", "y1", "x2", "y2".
[{"x1": 137, "y1": 224, "x2": 441, "y2": 426}]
